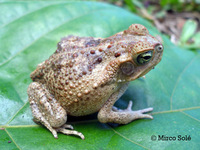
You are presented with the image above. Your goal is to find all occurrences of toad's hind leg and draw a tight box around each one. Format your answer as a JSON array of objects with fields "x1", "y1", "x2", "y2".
[{"x1": 27, "y1": 82, "x2": 84, "y2": 139}]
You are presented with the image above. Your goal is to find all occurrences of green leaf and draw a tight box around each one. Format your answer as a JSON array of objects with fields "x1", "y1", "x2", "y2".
[
  {"x1": 179, "y1": 19, "x2": 197, "y2": 44},
  {"x1": 180, "y1": 32, "x2": 200, "y2": 49},
  {"x1": 0, "y1": 1, "x2": 200, "y2": 150},
  {"x1": 160, "y1": 0, "x2": 179, "y2": 7}
]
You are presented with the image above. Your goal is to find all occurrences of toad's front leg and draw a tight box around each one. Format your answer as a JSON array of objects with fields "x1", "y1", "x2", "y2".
[
  {"x1": 27, "y1": 82, "x2": 84, "y2": 139},
  {"x1": 97, "y1": 83, "x2": 153, "y2": 124}
]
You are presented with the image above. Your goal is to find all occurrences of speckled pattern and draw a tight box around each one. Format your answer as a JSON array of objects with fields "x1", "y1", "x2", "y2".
[{"x1": 27, "y1": 24, "x2": 163, "y2": 139}]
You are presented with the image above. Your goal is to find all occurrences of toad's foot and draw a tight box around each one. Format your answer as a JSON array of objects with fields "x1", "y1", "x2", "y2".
[
  {"x1": 112, "y1": 101, "x2": 153, "y2": 119},
  {"x1": 55, "y1": 124, "x2": 85, "y2": 140}
]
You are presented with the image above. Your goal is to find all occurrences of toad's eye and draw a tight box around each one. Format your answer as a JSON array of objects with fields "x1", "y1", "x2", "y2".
[{"x1": 136, "y1": 51, "x2": 152, "y2": 65}]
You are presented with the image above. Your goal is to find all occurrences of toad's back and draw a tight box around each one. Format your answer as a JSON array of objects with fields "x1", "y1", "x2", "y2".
[{"x1": 30, "y1": 35, "x2": 122, "y2": 116}]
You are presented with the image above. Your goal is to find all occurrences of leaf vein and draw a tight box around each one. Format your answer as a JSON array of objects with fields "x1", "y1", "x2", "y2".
[
  {"x1": 5, "y1": 128, "x2": 21, "y2": 150},
  {"x1": 180, "y1": 111, "x2": 200, "y2": 123},
  {"x1": 152, "y1": 106, "x2": 200, "y2": 115},
  {"x1": 109, "y1": 126, "x2": 150, "y2": 150},
  {"x1": 170, "y1": 54, "x2": 199, "y2": 110},
  {"x1": 6, "y1": 101, "x2": 29, "y2": 125}
]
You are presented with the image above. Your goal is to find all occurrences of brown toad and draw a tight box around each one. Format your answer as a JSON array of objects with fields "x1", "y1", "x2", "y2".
[{"x1": 27, "y1": 24, "x2": 163, "y2": 139}]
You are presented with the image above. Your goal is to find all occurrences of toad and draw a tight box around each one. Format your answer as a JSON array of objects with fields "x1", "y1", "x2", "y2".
[{"x1": 27, "y1": 24, "x2": 163, "y2": 139}]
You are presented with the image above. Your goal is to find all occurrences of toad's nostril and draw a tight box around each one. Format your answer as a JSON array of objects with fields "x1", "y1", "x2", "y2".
[{"x1": 154, "y1": 44, "x2": 163, "y2": 52}]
